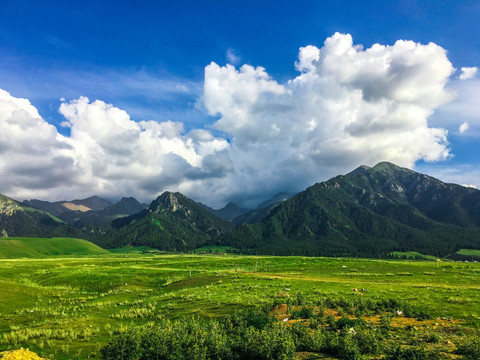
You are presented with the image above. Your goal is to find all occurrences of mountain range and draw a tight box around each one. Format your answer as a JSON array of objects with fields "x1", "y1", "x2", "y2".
[{"x1": 1, "y1": 162, "x2": 479, "y2": 257}]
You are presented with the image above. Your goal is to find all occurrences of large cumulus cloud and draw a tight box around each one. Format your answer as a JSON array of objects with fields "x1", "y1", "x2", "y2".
[
  {"x1": 203, "y1": 33, "x2": 455, "y2": 204},
  {"x1": 0, "y1": 89, "x2": 77, "y2": 198},
  {"x1": 0, "y1": 33, "x2": 470, "y2": 206},
  {"x1": 0, "y1": 91, "x2": 230, "y2": 202}
]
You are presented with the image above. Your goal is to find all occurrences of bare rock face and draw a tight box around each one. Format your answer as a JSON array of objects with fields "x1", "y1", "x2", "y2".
[
  {"x1": 0, "y1": 193, "x2": 65, "y2": 237},
  {"x1": 150, "y1": 192, "x2": 183, "y2": 213},
  {"x1": 0, "y1": 195, "x2": 22, "y2": 216}
]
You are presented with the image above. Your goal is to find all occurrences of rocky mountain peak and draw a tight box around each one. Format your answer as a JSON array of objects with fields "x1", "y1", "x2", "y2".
[
  {"x1": 150, "y1": 192, "x2": 183, "y2": 213},
  {"x1": 0, "y1": 194, "x2": 22, "y2": 215}
]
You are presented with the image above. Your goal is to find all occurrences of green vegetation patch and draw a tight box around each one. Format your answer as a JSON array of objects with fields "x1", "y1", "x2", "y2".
[
  {"x1": 456, "y1": 249, "x2": 480, "y2": 257},
  {"x1": 0, "y1": 237, "x2": 109, "y2": 258},
  {"x1": 108, "y1": 246, "x2": 162, "y2": 254},
  {"x1": 192, "y1": 246, "x2": 238, "y2": 254},
  {"x1": 389, "y1": 251, "x2": 438, "y2": 260},
  {"x1": 1, "y1": 254, "x2": 480, "y2": 359}
]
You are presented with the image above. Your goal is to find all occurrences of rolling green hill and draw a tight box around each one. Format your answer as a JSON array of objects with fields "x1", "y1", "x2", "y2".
[{"x1": 0, "y1": 237, "x2": 109, "y2": 258}]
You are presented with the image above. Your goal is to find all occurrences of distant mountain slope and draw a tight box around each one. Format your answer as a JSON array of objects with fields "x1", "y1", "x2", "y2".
[
  {"x1": 98, "y1": 192, "x2": 235, "y2": 251},
  {"x1": 0, "y1": 237, "x2": 109, "y2": 258},
  {"x1": 200, "y1": 202, "x2": 251, "y2": 221},
  {"x1": 222, "y1": 162, "x2": 480, "y2": 257},
  {"x1": 69, "y1": 196, "x2": 112, "y2": 211},
  {"x1": 24, "y1": 196, "x2": 111, "y2": 216},
  {"x1": 22, "y1": 199, "x2": 70, "y2": 217},
  {"x1": 233, "y1": 192, "x2": 295, "y2": 225},
  {"x1": 257, "y1": 192, "x2": 295, "y2": 209},
  {"x1": 0, "y1": 193, "x2": 67, "y2": 237},
  {"x1": 58, "y1": 197, "x2": 147, "y2": 226},
  {"x1": 340, "y1": 162, "x2": 480, "y2": 228}
]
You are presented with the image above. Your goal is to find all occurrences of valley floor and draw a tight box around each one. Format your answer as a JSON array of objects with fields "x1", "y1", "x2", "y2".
[{"x1": 0, "y1": 252, "x2": 479, "y2": 359}]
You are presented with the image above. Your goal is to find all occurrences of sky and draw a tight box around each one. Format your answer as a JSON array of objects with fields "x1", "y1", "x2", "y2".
[{"x1": 1, "y1": 1, "x2": 480, "y2": 208}]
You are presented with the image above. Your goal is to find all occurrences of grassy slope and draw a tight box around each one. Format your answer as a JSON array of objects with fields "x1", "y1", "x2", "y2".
[
  {"x1": 0, "y1": 193, "x2": 64, "y2": 224},
  {"x1": 390, "y1": 251, "x2": 438, "y2": 260},
  {"x1": 457, "y1": 249, "x2": 480, "y2": 257},
  {"x1": 0, "y1": 254, "x2": 479, "y2": 359},
  {"x1": 0, "y1": 237, "x2": 109, "y2": 258}
]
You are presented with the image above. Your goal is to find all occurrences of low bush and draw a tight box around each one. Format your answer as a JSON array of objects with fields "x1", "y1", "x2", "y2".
[
  {"x1": 456, "y1": 336, "x2": 480, "y2": 360},
  {"x1": 385, "y1": 345, "x2": 438, "y2": 360},
  {"x1": 101, "y1": 314, "x2": 295, "y2": 360}
]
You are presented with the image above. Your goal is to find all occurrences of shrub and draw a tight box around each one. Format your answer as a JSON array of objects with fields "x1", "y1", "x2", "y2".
[
  {"x1": 355, "y1": 329, "x2": 380, "y2": 355},
  {"x1": 326, "y1": 315, "x2": 336, "y2": 328},
  {"x1": 337, "y1": 335, "x2": 364, "y2": 360},
  {"x1": 299, "y1": 329, "x2": 326, "y2": 353},
  {"x1": 385, "y1": 345, "x2": 438, "y2": 360},
  {"x1": 236, "y1": 325, "x2": 296, "y2": 360},
  {"x1": 296, "y1": 292, "x2": 306, "y2": 306},
  {"x1": 101, "y1": 329, "x2": 141, "y2": 360},
  {"x1": 380, "y1": 313, "x2": 392, "y2": 334},
  {"x1": 336, "y1": 317, "x2": 366, "y2": 330},
  {"x1": 456, "y1": 336, "x2": 480, "y2": 360},
  {"x1": 102, "y1": 313, "x2": 295, "y2": 360},
  {"x1": 291, "y1": 306, "x2": 314, "y2": 319}
]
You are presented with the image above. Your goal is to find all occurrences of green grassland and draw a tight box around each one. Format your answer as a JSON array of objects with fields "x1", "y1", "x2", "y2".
[
  {"x1": 0, "y1": 248, "x2": 480, "y2": 359},
  {"x1": 0, "y1": 238, "x2": 109, "y2": 258},
  {"x1": 192, "y1": 245, "x2": 237, "y2": 254},
  {"x1": 456, "y1": 248, "x2": 480, "y2": 257},
  {"x1": 389, "y1": 251, "x2": 439, "y2": 260}
]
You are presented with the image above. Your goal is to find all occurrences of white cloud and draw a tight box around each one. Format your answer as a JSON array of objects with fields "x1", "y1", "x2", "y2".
[
  {"x1": 460, "y1": 66, "x2": 478, "y2": 80},
  {"x1": 226, "y1": 48, "x2": 241, "y2": 65},
  {"x1": 203, "y1": 33, "x2": 455, "y2": 204},
  {"x1": 432, "y1": 78, "x2": 480, "y2": 137},
  {"x1": 459, "y1": 122, "x2": 469, "y2": 133},
  {"x1": 416, "y1": 163, "x2": 480, "y2": 190},
  {"x1": 0, "y1": 91, "x2": 230, "y2": 202},
  {"x1": 1, "y1": 33, "x2": 476, "y2": 207},
  {"x1": 0, "y1": 89, "x2": 77, "y2": 199}
]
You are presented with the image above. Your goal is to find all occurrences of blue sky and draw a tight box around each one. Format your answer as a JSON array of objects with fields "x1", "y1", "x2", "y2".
[{"x1": 1, "y1": 1, "x2": 479, "y2": 207}]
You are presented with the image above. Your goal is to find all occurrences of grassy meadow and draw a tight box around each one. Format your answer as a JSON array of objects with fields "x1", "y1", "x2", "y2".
[
  {"x1": 0, "y1": 240, "x2": 480, "y2": 358},
  {"x1": 0, "y1": 238, "x2": 109, "y2": 259}
]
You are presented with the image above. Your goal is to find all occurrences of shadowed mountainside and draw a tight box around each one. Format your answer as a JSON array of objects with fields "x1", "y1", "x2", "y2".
[{"x1": 220, "y1": 162, "x2": 480, "y2": 257}]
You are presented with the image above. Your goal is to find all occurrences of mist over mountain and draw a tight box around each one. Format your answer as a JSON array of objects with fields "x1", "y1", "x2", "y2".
[
  {"x1": 232, "y1": 193, "x2": 295, "y2": 226},
  {"x1": 199, "y1": 202, "x2": 251, "y2": 221},
  {"x1": 2, "y1": 162, "x2": 480, "y2": 258}
]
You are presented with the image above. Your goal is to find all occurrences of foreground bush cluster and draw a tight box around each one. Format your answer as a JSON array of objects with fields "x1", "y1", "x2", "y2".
[{"x1": 101, "y1": 303, "x2": 449, "y2": 360}]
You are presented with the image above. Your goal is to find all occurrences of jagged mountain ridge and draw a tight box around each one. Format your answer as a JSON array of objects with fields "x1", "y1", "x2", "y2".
[
  {"x1": 0, "y1": 193, "x2": 66, "y2": 237},
  {"x1": 58, "y1": 197, "x2": 148, "y2": 227},
  {"x1": 199, "y1": 201, "x2": 251, "y2": 221},
  {"x1": 96, "y1": 192, "x2": 235, "y2": 251},
  {"x1": 24, "y1": 196, "x2": 112, "y2": 217},
  {"x1": 338, "y1": 162, "x2": 480, "y2": 228},
  {"x1": 2, "y1": 162, "x2": 480, "y2": 257},
  {"x1": 221, "y1": 162, "x2": 480, "y2": 257},
  {"x1": 24, "y1": 196, "x2": 147, "y2": 227}
]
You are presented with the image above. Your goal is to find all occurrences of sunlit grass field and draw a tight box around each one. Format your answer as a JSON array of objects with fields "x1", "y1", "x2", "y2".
[
  {"x1": 0, "y1": 238, "x2": 109, "y2": 258},
  {"x1": 1, "y1": 246, "x2": 480, "y2": 359}
]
